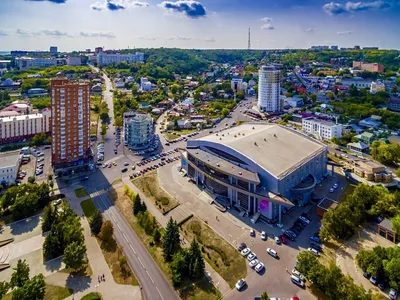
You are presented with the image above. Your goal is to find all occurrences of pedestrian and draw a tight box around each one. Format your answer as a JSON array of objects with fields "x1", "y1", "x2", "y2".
[
  {"x1": 103, "y1": 274, "x2": 105, "y2": 281},
  {"x1": 98, "y1": 275, "x2": 100, "y2": 283}
]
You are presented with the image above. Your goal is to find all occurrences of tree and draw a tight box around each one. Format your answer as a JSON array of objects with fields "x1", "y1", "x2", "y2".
[
  {"x1": 133, "y1": 194, "x2": 142, "y2": 216},
  {"x1": 99, "y1": 220, "x2": 114, "y2": 243},
  {"x1": 163, "y1": 217, "x2": 181, "y2": 261},
  {"x1": 119, "y1": 255, "x2": 130, "y2": 278},
  {"x1": 391, "y1": 214, "x2": 400, "y2": 235},
  {"x1": 43, "y1": 224, "x2": 63, "y2": 259},
  {"x1": 63, "y1": 241, "x2": 87, "y2": 271},
  {"x1": 89, "y1": 209, "x2": 103, "y2": 236},
  {"x1": 11, "y1": 193, "x2": 39, "y2": 220},
  {"x1": 12, "y1": 273, "x2": 45, "y2": 300},
  {"x1": 153, "y1": 228, "x2": 161, "y2": 244},
  {"x1": 221, "y1": 108, "x2": 229, "y2": 117},
  {"x1": 10, "y1": 259, "x2": 30, "y2": 288},
  {"x1": 187, "y1": 239, "x2": 205, "y2": 278},
  {"x1": 171, "y1": 251, "x2": 187, "y2": 287},
  {"x1": 0, "y1": 281, "x2": 8, "y2": 299},
  {"x1": 41, "y1": 204, "x2": 56, "y2": 233},
  {"x1": 331, "y1": 136, "x2": 340, "y2": 145},
  {"x1": 0, "y1": 185, "x2": 19, "y2": 209},
  {"x1": 260, "y1": 292, "x2": 270, "y2": 300},
  {"x1": 27, "y1": 176, "x2": 35, "y2": 184},
  {"x1": 101, "y1": 124, "x2": 107, "y2": 136}
]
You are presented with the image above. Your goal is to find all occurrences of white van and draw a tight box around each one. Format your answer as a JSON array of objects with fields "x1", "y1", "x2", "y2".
[{"x1": 290, "y1": 275, "x2": 304, "y2": 287}]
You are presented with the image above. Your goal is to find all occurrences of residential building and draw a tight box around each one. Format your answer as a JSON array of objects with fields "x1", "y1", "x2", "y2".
[
  {"x1": 340, "y1": 77, "x2": 372, "y2": 89},
  {"x1": 0, "y1": 152, "x2": 21, "y2": 184},
  {"x1": 359, "y1": 117, "x2": 382, "y2": 128},
  {"x1": 231, "y1": 78, "x2": 244, "y2": 91},
  {"x1": 124, "y1": 112, "x2": 154, "y2": 150},
  {"x1": 302, "y1": 117, "x2": 343, "y2": 140},
  {"x1": 15, "y1": 57, "x2": 65, "y2": 70},
  {"x1": 177, "y1": 120, "x2": 191, "y2": 129},
  {"x1": 284, "y1": 96, "x2": 304, "y2": 108},
  {"x1": 378, "y1": 218, "x2": 397, "y2": 243},
  {"x1": 352, "y1": 61, "x2": 384, "y2": 73},
  {"x1": 0, "y1": 109, "x2": 51, "y2": 144},
  {"x1": 91, "y1": 83, "x2": 102, "y2": 95},
  {"x1": 388, "y1": 97, "x2": 400, "y2": 112},
  {"x1": 51, "y1": 77, "x2": 90, "y2": 168},
  {"x1": 360, "y1": 132, "x2": 375, "y2": 144},
  {"x1": 66, "y1": 56, "x2": 82, "y2": 66},
  {"x1": 96, "y1": 52, "x2": 144, "y2": 66},
  {"x1": 347, "y1": 142, "x2": 369, "y2": 154},
  {"x1": 258, "y1": 65, "x2": 282, "y2": 113},
  {"x1": 140, "y1": 77, "x2": 152, "y2": 91},
  {"x1": 181, "y1": 123, "x2": 328, "y2": 223},
  {"x1": 370, "y1": 81, "x2": 385, "y2": 94}
]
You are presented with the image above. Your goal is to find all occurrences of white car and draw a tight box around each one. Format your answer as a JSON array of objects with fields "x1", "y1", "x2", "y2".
[
  {"x1": 124, "y1": 162, "x2": 129, "y2": 166},
  {"x1": 291, "y1": 269, "x2": 304, "y2": 280},
  {"x1": 389, "y1": 289, "x2": 397, "y2": 300},
  {"x1": 291, "y1": 275, "x2": 305, "y2": 287},
  {"x1": 261, "y1": 231, "x2": 267, "y2": 240},
  {"x1": 255, "y1": 262, "x2": 265, "y2": 273},
  {"x1": 241, "y1": 248, "x2": 251, "y2": 257},
  {"x1": 274, "y1": 236, "x2": 281, "y2": 244},
  {"x1": 247, "y1": 252, "x2": 257, "y2": 261},
  {"x1": 308, "y1": 247, "x2": 320, "y2": 256},
  {"x1": 299, "y1": 216, "x2": 310, "y2": 224},
  {"x1": 270, "y1": 298, "x2": 281, "y2": 300},
  {"x1": 53, "y1": 199, "x2": 62, "y2": 206},
  {"x1": 329, "y1": 188, "x2": 334, "y2": 193},
  {"x1": 266, "y1": 248, "x2": 277, "y2": 257},
  {"x1": 249, "y1": 259, "x2": 259, "y2": 268},
  {"x1": 235, "y1": 279, "x2": 246, "y2": 290},
  {"x1": 333, "y1": 183, "x2": 338, "y2": 189}
]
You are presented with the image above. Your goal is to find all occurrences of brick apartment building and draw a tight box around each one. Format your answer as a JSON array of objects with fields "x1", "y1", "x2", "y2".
[
  {"x1": 352, "y1": 61, "x2": 384, "y2": 73},
  {"x1": 51, "y1": 77, "x2": 90, "y2": 168}
]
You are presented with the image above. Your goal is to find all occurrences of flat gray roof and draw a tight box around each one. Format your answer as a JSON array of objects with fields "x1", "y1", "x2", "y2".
[
  {"x1": 187, "y1": 148, "x2": 260, "y2": 184},
  {"x1": 0, "y1": 152, "x2": 20, "y2": 168},
  {"x1": 198, "y1": 124, "x2": 326, "y2": 179}
]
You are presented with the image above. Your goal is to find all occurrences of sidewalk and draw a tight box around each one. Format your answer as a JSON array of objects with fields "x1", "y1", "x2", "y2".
[
  {"x1": 121, "y1": 177, "x2": 232, "y2": 295},
  {"x1": 50, "y1": 191, "x2": 141, "y2": 300}
]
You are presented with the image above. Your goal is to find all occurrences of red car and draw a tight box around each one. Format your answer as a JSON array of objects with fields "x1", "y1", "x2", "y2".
[
  {"x1": 279, "y1": 234, "x2": 288, "y2": 244},
  {"x1": 290, "y1": 297, "x2": 299, "y2": 300}
]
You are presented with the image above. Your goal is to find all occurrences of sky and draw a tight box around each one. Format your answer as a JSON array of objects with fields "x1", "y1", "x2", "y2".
[{"x1": 0, "y1": 0, "x2": 399, "y2": 51}]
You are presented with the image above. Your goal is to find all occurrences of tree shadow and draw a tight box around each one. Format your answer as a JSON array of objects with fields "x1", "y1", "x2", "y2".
[
  {"x1": 9, "y1": 215, "x2": 40, "y2": 236},
  {"x1": 66, "y1": 274, "x2": 92, "y2": 293},
  {"x1": 44, "y1": 255, "x2": 63, "y2": 272}
]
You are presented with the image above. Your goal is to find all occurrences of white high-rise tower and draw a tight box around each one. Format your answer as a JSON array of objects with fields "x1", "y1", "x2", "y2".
[{"x1": 257, "y1": 65, "x2": 281, "y2": 113}]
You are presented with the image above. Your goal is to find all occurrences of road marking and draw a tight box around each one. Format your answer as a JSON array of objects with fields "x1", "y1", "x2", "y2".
[
  {"x1": 138, "y1": 257, "x2": 145, "y2": 268},
  {"x1": 156, "y1": 287, "x2": 164, "y2": 300},
  {"x1": 146, "y1": 270, "x2": 154, "y2": 283},
  {"x1": 117, "y1": 223, "x2": 122, "y2": 231},
  {"x1": 129, "y1": 243, "x2": 136, "y2": 254},
  {"x1": 111, "y1": 214, "x2": 116, "y2": 222},
  {"x1": 123, "y1": 233, "x2": 129, "y2": 242}
]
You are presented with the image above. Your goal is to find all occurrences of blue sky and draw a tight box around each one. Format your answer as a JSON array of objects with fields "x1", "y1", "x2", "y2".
[{"x1": 0, "y1": 0, "x2": 399, "y2": 51}]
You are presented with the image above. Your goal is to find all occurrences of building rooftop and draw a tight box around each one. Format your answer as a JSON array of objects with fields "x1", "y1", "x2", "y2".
[
  {"x1": 303, "y1": 117, "x2": 337, "y2": 127},
  {"x1": 348, "y1": 142, "x2": 369, "y2": 149},
  {"x1": 379, "y1": 218, "x2": 393, "y2": 232},
  {"x1": 317, "y1": 197, "x2": 339, "y2": 211},
  {"x1": 197, "y1": 124, "x2": 326, "y2": 179},
  {"x1": 1, "y1": 113, "x2": 45, "y2": 122},
  {"x1": 0, "y1": 152, "x2": 20, "y2": 168},
  {"x1": 187, "y1": 148, "x2": 260, "y2": 184}
]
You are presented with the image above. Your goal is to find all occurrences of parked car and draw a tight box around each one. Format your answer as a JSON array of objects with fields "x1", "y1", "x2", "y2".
[
  {"x1": 235, "y1": 279, "x2": 246, "y2": 291},
  {"x1": 299, "y1": 216, "x2": 310, "y2": 224},
  {"x1": 308, "y1": 247, "x2": 320, "y2": 256},
  {"x1": 247, "y1": 252, "x2": 257, "y2": 262},
  {"x1": 241, "y1": 248, "x2": 251, "y2": 257},
  {"x1": 237, "y1": 243, "x2": 247, "y2": 251},
  {"x1": 291, "y1": 275, "x2": 305, "y2": 288},
  {"x1": 291, "y1": 269, "x2": 304, "y2": 281},
  {"x1": 310, "y1": 243, "x2": 323, "y2": 252},
  {"x1": 390, "y1": 289, "x2": 398, "y2": 300},
  {"x1": 249, "y1": 259, "x2": 259, "y2": 268},
  {"x1": 255, "y1": 262, "x2": 265, "y2": 273},
  {"x1": 261, "y1": 231, "x2": 267, "y2": 240},
  {"x1": 250, "y1": 229, "x2": 255, "y2": 237},
  {"x1": 310, "y1": 235, "x2": 321, "y2": 243},
  {"x1": 279, "y1": 234, "x2": 288, "y2": 244},
  {"x1": 53, "y1": 199, "x2": 62, "y2": 206},
  {"x1": 266, "y1": 248, "x2": 277, "y2": 258},
  {"x1": 274, "y1": 236, "x2": 281, "y2": 244}
]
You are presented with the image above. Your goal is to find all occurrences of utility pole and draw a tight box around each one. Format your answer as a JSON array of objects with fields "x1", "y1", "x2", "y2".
[{"x1": 248, "y1": 27, "x2": 251, "y2": 50}]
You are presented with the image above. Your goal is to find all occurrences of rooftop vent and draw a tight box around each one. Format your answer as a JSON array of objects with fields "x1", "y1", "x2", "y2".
[
  {"x1": 222, "y1": 134, "x2": 224, "y2": 137},
  {"x1": 264, "y1": 138, "x2": 267, "y2": 142},
  {"x1": 239, "y1": 172, "x2": 242, "y2": 175},
  {"x1": 254, "y1": 142, "x2": 258, "y2": 146},
  {"x1": 234, "y1": 135, "x2": 237, "y2": 138},
  {"x1": 274, "y1": 134, "x2": 277, "y2": 138},
  {"x1": 252, "y1": 127, "x2": 255, "y2": 129},
  {"x1": 217, "y1": 163, "x2": 220, "y2": 167},
  {"x1": 216, "y1": 133, "x2": 219, "y2": 136},
  {"x1": 220, "y1": 137, "x2": 222, "y2": 140}
]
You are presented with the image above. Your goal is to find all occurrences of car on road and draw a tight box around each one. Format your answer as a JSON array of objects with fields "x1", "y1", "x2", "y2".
[
  {"x1": 390, "y1": 289, "x2": 398, "y2": 300},
  {"x1": 241, "y1": 248, "x2": 251, "y2": 257},
  {"x1": 274, "y1": 236, "x2": 281, "y2": 244},
  {"x1": 310, "y1": 235, "x2": 321, "y2": 243},
  {"x1": 235, "y1": 279, "x2": 246, "y2": 291},
  {"x1": 80, "y1": 175, "x2": 89, "y2": 181},
  {"x1": 237, "y1": 243, "x2": 247, "y2": 251},
  {"x1": 308, "y1": 247, "x2": 320, "y2": 256},
  {"x1": 291, "y1": 269, "x2": 304, "y2": 281},
  {"x1": 261, "y1": 231, "x2": 267, "y2": 240},
  {"x1": 266, "y1": 248, "x2": 277, "y2": 258},
  {"x1": 290, "y1": 275, "x2": 305, "y2": 288},
  {"x1": 378, "y1": 283, "x2": 385, "y2": 291},
  {"x1": 249, "y1": 259, "x2": 259, "y2": 268},
  {"x1": 247, "y1": 252, "x2": 256, "y2": 261},
  {"x1": 255, "y1": 262, "x2": 265, "y2": 273}
]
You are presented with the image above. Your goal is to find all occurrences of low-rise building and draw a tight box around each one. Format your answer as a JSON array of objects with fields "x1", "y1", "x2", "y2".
[
  {"x1": 360, "y1": 132, "x2": 375, "y2": 144},
  {"x1": 140, "y1": 78, "x2": 152, "y2": 91},
  {"x1": 124, "y1": 112, "x2": 154, "y2": 150},
  {"x1": 341, "y1": 77, "x2": 372, "y2": 89},
  {"x1": 284, "y1": 96, "x2": 304, "y2": 108},
  {"x1": 27, "y1": 88, "x2": 47, "y2": 96},
  {"x1": 387, "y1": 97, "x2": 400, "y2": 112},
  {"x1": 370, "y1": 81, "x2": 385, "y2": 94},
  {"x1": 352, "y1": 159, "x2": 392, "y2": 183},
  {"x1": 359, "y1": 117, "x2": 382, "y2": 128},
  {"x1": 353, "y1": 61, "x2": 384, "y2": 73},
  {"x1": 347, "y1": 142, "x2": 369, "y2": 154},
  {"x1": 97, "y1": 52, "x2": 144, "y2": 66},
  {"x1": 66, "y1": 56, "x2": 82, "y2": 66},
  {"x1": 177, "y1": 120, "x2": 192, "y2": 129},
  {"x1": 15, "y1": 57, "x2": 65, "y2": 70},
  {"x1": 231, "y1": 78, "x2": 244, "y2": 91},
  {"x1": 91, "y1": 83, "x2": 102, "y2": 94},
  {"x1": 302, "y1": 117, "x2": 342, "y2": 140},
  {"x1": 0, "y1": 109, "x2": 51, "y2": 144},
  {"x1": 317, "y1": 198, "x2": 338, "y2": 217},
  {"x1": 0, "y1": 152, "x2": 21, "y2": 184},
  {"x1": 378, "y1": 218, "x2": 397, "y2": 243}
]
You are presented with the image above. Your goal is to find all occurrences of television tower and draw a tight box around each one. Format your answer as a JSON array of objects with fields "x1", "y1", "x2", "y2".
[{"x1": 248, "y1": 27, "x2": 251, "y2": 50}]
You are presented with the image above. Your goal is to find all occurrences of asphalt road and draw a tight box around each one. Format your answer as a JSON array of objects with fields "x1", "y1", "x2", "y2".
[{"x1": 89, "y1": 186, "x2": 179, "y2": 300}]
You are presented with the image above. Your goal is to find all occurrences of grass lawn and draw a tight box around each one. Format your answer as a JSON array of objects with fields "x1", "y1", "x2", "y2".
[
  {"x1": 80, "y1": 292, "x2": 103, "y2": 300},
  {"x1": 165, "y1": 132, "x2": 178, "y2": 141},
  {"x1": 75, "y1": 187, "x2": 89, "y2": 198},
  {"x1": 327, "y1": 153, "x2": 345, "y2": 165},
  {"x1": 132, "y1": 171, "x2": 179, "y2": 214},
  {"x1": 109, "y1": 186, "x2": 221, "y2": 299},
  {"x1": 80, "y1": 199, "x2": 97, "y2": 218},
  {"x1": 339, "y1": 182, "x2": 357, "y2": 203},
  {"x1": 181, "y1": 217, "x2": 247, "y2": 288},
  {"x1": 3, "y1": 284, "x2": 73, "y2": 300}
]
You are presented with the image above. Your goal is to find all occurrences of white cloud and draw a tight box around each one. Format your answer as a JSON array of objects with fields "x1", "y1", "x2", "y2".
[
  {"x1": 16, "y1": 29, "x2": 69, "y2": 37},
  {"x1": 323, "y1": 1, "x2": 390, "y2": 15},
  {"x1": 91, "y1": 0, "x2": 149, "y2": 11},
  {"x1": 261, "y1": 23, "x2": 274, "y2": 30},
  {"x1": 305, "y1": 28, "x2": 317, "y2": 32},
  {"x1": 80, "y1": 31, "x2": 116, "y2": 38},
  {"x1": 261, "y1": 17, "x2": 272, "y2": 23},
  {"x1": 0, "y1": 30, "x2": 9, "y2": 36},
  {"x1": 337, "y1": 30, "x2": 354, "y2": 35},
  {"x1": 169, "y1": 36, "x2": 192, "y2": 40}
]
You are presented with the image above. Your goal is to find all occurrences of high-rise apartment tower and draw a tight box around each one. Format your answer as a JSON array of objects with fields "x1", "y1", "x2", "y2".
[
  {"x1": 257, "y1": 65, "x2": 281, "y2": 113},
  {"x1": 51, "y1": 77, "x2": 90, "y2": 167}
]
